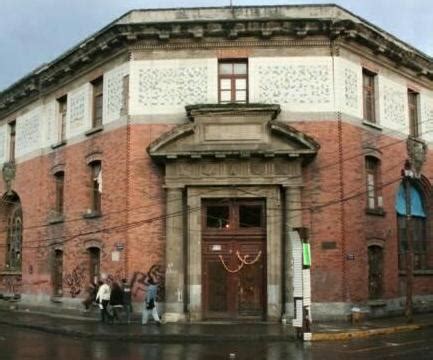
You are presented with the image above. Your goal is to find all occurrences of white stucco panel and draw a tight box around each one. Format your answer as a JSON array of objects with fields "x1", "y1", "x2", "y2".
[
  {"x1": 16, "y1": 107, "x2": 42, "y2": 157},
  {"x1": 0, "y1": 124, "x2": 7, "y2": 164},
  {"x1": 43, "y1": 101, "x2": 58, "y2": 147},
  {"x1": 334, "y1": 57, "x2": 362, "y2": 118},
  {"x1": 378, "y1": 76, "x2": 408, "y2": 133},
  {"x1": 103, "y1": 62, "x2": 130, "y2": 124},
  {"x1": 420, "y1": 92, "x2": 433, "y2": 143},
  {"x1": 67, "y1": 83, "x2": 91, "y2": 138},
  {"x1": 129, "y1": 58, "x2": 217, "y2": 115},
  {"x1": 249, "y1": 57, "x2": 334, "y2": 112}
]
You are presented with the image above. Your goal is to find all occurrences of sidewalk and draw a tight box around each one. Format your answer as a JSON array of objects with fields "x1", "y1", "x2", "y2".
[
  {"x1": 0, "y1": 308, "x2": 432, "y2": 343},
  {"x1": 0, "y1": 309, "x2": 295, "y2": 343},
  {"x1": 312, "y1": 312, "x2": 433, "y2": 341}
]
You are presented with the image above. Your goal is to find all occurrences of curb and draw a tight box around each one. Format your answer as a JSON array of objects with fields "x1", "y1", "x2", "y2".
[
  {"x1": 0, "y1": 318, "x2": 295, "y2": 343},
  {"x1": 311, "y1": 324, "x2": 422, "y2": 341}
]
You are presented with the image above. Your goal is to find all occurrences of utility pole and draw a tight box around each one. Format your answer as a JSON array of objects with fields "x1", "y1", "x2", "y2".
[
  {"x1": 402, "y1": 159, "x2": 413, "y2": 323},
  {"x1": 403, "y1": 136, "x2": 427, "y2": 323}
]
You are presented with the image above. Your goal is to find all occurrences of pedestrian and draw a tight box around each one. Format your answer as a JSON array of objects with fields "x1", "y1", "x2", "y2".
[
  {"x1": 95, "y1": 278, "x2": 111, "y2": 323},
  {"x1": 82, "y1": 282, "x2": 97, "y2": 312},
  {"x1": 141, "y1": 275, "x2": 161, "y2": 325},
  {"x1": 109, "y1": 281, "x2": 124, "y2": 323},
  {"x1": 122, "y1": 278, "x2": 133, "y2": 323}
]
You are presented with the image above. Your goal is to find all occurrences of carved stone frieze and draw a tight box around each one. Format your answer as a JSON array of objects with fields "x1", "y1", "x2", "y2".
[{"x1": 167, "y1": 157, "x2": 300, "y2": 186}]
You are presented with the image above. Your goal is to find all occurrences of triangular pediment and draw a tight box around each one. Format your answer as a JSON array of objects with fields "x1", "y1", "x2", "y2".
[{"x1": 148, "y1": 104, "x2": 319, "y2": 161}]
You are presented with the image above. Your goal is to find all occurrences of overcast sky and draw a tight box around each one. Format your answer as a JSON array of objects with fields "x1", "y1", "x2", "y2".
[{"x1": 1, "y1": 0, "x2": 432, "y2": 91}]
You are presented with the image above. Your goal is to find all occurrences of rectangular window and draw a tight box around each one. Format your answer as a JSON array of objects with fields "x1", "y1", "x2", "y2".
[
  {"x1": 363, "y1": 69, "x2": 376, "y2": 123},
  {"x1": 57, "y1": 95, "x2": 67, "y2": 142},
  {"x1": 90, "y1": 161, "x2": 102, "y2": 213},
  {"x1": 206, "y1": 206, "x2": 229, "y2": 229},
  {"x1": 219, "y1": 60, "x2": 248, "y2": 104},
  {"x1": 8, "y1": 121, "x2": 16, "y2": 162},
  {"x1": 91, "y1": 77, "x2": 103, "y2": 128},
  {"x1": 365, "y1": 157, "x2": 381, "y2": 210},
  {"x1": 55, "y1": 172, "x2": 65, "y2": 215},
  {"x1": 408, "y1": 89, "x2": 419, "y2": 137},
  {"x1": 398, "y1": 216, "x2": 426, "y2": 270}
]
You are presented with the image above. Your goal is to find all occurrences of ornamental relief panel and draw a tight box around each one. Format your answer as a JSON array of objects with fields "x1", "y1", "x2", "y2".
[
  {"x1": 16, "y1": 108, "x2": 41, "y2": 156},
  {"x1": 422, "y1": 97, "x2": 433, "y2": 142},
  {"x1": 104, "y1": 63, "x2": 129, "y2": 124},
  {"x1": 381, "y1": 81, "x2": 407, "y2": 130},
  {"x1": 44, "y1": 101, "x2": 58, "y2": 146},
  {"x1": 0, "y1": 125, "x2": 6, "y2": 163},
  {"x1": 344, "y1": 68, "x2": 358, "y2": 110},
  {"x1": 137, "y1": 65, "x2": 208, "y2": 108},
  {"x1": 68, "y1": 85, "x2": 90, "y2": 136},
  {"x1": 252, "y1": 60, "x2": 332, "y2": 107}
]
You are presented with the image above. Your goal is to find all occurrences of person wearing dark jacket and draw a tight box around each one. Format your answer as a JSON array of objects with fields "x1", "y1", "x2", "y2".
[
  {"x1": 109, "y1": 282, "x2": 124, "y2": 322},
  {"x1": 122, "y1": 278, "x2": 133, "y2": 323}
]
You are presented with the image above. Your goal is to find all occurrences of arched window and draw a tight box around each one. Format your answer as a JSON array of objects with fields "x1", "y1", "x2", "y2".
[
  {"x1": 396, "y1": 183, "x2": 427, "y2": 270},
  {"x1": 6, "y1": 202, "x2": 23, "y2": 270}
]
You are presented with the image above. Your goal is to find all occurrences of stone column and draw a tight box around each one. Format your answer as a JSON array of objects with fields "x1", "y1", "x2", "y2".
[
  {"x1": 162, "y1": 187, "x2": 186, "y2": 323},
  {"x1": 284, "y1": 185, "x2": 302, "y2": 321}
]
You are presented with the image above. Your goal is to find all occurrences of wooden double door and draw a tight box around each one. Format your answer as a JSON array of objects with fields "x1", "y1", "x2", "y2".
[{"x1": 202, "y1": 199, "x2": 266, "y2": 320}]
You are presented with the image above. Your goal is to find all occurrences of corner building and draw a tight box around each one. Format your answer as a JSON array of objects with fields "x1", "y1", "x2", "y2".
[{"x1": 1, "y1": 5, "x2": 433, "y2": 323}]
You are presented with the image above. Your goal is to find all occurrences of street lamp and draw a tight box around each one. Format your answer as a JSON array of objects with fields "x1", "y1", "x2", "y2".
[{"x1": 401, "y1": 159, "x2": 414, "y2": 323}]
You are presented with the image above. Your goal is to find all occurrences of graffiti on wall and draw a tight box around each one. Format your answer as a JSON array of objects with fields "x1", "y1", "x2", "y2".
[
  {"x1": 63, "y1": 265, "x2": 86, "y2": 298},
  {"x1": 1, "y1": 275, "x2": 22, "y2": 294},
  {"x1": 129, "y1": 264, "x2": 165, "y2": 301}
]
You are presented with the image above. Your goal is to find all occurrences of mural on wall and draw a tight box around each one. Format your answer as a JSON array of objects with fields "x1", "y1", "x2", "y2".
[
  {"x1": 137, "y1": 65, "x2": 208, "y2": 108},
  {"x1": 63, "y1": 264, "x2": 86, "y2": 298},
  {"x1": 254, "y1": 62, "x2": 332, "y2": 106}
]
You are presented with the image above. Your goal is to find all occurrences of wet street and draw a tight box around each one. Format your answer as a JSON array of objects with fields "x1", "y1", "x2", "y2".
[{"x1": 1, "y1": 324, "x2": 433, "y2": 359}]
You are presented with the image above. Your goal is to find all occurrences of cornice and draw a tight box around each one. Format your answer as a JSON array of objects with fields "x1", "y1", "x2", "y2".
[{"x1": 1, "y1": 17, "x2": 432, "y2": 117}]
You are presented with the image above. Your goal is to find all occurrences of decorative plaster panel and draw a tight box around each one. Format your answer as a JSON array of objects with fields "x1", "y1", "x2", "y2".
[
  {"x1": 249, "y1": 57, "x2": 334, "y2": 112},
  {"x1": 421, "y1": 93, "x2": 433, "y2": 143},
  {"x1": 129, "y1": 58, "x2": 217, "y2": 116},
  {"x1": 16, "y1": 107, "x2": 42, "y2": 157},
  {"x1": 379, "y1": 77, "x2": 408, "y2": 133},
  {"x1": 43, "y1": 101, "x2": 58, "y2": 147},
  {"x1": 0, "y1": 124, "x2": 7, "y2": 164},
  {"x1": 67, "y1": 84, "x2": 91, "y2": 138},
  {"x1": 334, "y1": 57, "x2": 362, "y2": 118},
  {"x1": 103, "y1": 62, "x2": 130, "y2": 124}
]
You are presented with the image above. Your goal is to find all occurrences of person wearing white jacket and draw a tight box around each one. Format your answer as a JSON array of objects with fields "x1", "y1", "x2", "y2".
[{"x1": 95, "y1": 280, "x2": 111, "y2": 323}]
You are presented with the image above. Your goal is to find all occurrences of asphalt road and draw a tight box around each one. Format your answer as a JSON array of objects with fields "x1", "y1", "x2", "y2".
[{"x1": 0, "y1": 324, "x2": 432, "y2": 359}]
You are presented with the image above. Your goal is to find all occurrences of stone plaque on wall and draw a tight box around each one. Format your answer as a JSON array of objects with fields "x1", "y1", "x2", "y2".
[{"x1": 203, "y1": 124, "x2": 262, "y2": 142}]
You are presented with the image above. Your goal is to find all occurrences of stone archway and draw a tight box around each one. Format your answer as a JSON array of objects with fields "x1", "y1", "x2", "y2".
[{"x1": 148, "y1": 104, "x2": 319, "y2": 322}]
